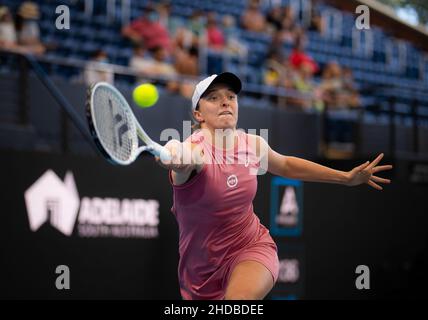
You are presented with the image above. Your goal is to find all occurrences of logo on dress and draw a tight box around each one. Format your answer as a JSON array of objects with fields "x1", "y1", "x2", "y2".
[
  {"x1": 244, "y1": 158, "x2": 250, "y2": 167},
  {"x1": 227, "y1": 174, "x2": 238, "y2": 188}
]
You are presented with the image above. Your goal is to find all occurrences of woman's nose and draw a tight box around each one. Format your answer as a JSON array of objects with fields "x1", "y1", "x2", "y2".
[{"x1": 221, "y1": 96, "x2": 230, "y2": 106}]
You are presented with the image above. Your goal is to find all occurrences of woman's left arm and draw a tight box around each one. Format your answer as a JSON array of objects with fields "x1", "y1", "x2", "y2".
[
  {"x1": 255, "y1": 135, "x2": 393, "y2": 190},
  {"x1": 280, "y1": 154, "x2": 392, "y2": 190}
]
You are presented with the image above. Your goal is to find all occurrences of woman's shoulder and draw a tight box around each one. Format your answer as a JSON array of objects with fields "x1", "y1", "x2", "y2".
[
  {"x1": 243, "y1": 132, "x2": 269, "y2": 158},
  {"x1": 242, "y1": 131, "x2": 261, "y2": 143},
  {"x1": 185, "y1": 129, "x2": 205, "y2": 145},
  {"x1": 183, "y1": 131, "x2": 205, "y2": 162}
]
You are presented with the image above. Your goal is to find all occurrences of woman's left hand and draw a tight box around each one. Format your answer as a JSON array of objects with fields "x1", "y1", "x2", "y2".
[{"x1": 345, "y1": 153, "x2": 393, "y2": 190}]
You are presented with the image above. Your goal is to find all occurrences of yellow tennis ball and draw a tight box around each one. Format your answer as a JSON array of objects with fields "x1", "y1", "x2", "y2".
[{"x1": 133, "y1": 83, "x2": 159, "y2": 108}]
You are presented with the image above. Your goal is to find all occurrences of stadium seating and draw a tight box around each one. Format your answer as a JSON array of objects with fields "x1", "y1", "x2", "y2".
[{"x1": 2, "y1": 0, "x2": 428, "y2": 127}]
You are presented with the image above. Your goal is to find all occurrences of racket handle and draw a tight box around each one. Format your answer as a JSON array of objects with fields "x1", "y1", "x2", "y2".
[{"x1": 151, "y1": 143, "x2": 171, "y2": 162}]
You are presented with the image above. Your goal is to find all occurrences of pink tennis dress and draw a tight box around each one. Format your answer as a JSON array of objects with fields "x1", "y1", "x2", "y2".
[{"x1": 168, "y1": 130, "x2": 279, "y2": 300}]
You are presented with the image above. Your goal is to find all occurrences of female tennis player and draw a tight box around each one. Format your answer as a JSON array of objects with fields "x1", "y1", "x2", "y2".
[{"x1": 156, "y1": 72, "x2": 392, "y2": 300}]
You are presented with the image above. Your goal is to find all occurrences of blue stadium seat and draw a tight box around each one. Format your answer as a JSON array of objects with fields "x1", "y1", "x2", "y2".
[
  {"x1": 79, "y1": 41, "x2": 99, "y2": 55},
  {"x1": 12, "y1": 0, "x2": 424, "y2": 117}
]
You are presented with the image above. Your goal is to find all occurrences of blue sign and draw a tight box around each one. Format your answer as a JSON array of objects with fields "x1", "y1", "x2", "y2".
[{"x1": 270, "y1": 177, "x2": 303, "y2": 237}]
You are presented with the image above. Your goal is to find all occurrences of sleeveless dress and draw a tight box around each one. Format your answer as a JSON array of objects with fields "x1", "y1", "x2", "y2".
[{"x1": 168, "y1": 129, "x2": 279, "y2": 300}]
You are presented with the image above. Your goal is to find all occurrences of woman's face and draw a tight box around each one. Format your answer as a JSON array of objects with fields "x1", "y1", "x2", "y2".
[{"x1": 194, "y1": 83, "x2": 238, "y2": 131}]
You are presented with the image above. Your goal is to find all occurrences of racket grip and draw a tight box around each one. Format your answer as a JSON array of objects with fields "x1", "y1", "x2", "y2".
[{"x1": 151, "y1": 143, "x2": 171, "y2": 162}]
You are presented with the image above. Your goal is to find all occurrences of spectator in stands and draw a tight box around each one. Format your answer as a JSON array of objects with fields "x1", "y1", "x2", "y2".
[
  {"x1": 320, "y1": 63, "x2": 358, "y2": 147},
  {"x1": 129, "y1": 44, "x2": 193, "y2": 98},
  {"x1": 263, "y1": 53, "x2": 288, "y2": 87},
  {"x1": 204, "y1": 12, "x2": 225, "y2": 75},
  {"x1": 0, "y1": 6, "x2": 18, "y2": 51},
  {"x1": 148, "y1": 46, "x2": 177, "y2": 77},
  {"x1": 263, "y1": 30, "x2": 288, "y2": 87},
  {"x1": 286, "y1": 60, "x2": 323, "y2": 111},
  {"x1": 308, "y1": 4, "x2": 325, "y2": 34},
  {"x1": 174, "y1": 10, "x2": 205, "y2": 51},
  {"x1": 189, "y1": 10, "x2": 206, "y2": 39},
  {"x1": 281, "y1": 6, "x2": 298, "y2": 44},
  {"x1": 174, "y1": 46, "x2": 199, "y2": 77},
  {"x1": 266, "y1": 5, "x2": 283, "y2": 33},
  {"x1": 173, "y1": 46, "x2": 199, "y2": 99},
  {"x1": 206, "y1": 12, "x2": 225, "y2": 52},
  {"x1": 174, "y1": 26, "x2": 193, "y2": 51},
  {"x1": 265, "y1": 5, "x2": 298, "y2": 43},
  {"x1": 222, "y1": 15, "x2": 247, "y2": 57},
  {"x1": 156, "y1": 1, "x2": 171, "y2": 30},
  {"x1": 84, "y1": 49, "x2": 114, "y2": 85},
  {"x1": 288, "y1": 33, "x2": 318, "y2": 74},
  {"x1": 156, "y1": 1, "x2": 182, "y2": 38},
  {"x1": 122, "y1": 6, "x2": 171, "y2": 53},
  {"x1": 266, "y1": 30, "x2": 286, "y2": 62},
  {"x1": 143, "y1": 45, "x2": 198, "y2": 99},
  {"x1": 342, "y1": 67, "x2": 361, "y2": 108},
  {"x1": 129, "y1": 43, "x2": 155, "y2": 82},
  {"x1": 319, "y1": 61, "x2": 356, "y2": 109},
  {"x1": 241, "y1": 0, "x2": 266, "y2": 33},
  {"x1": 15, "y1": 1, "x2": 45, "y2": 55}
]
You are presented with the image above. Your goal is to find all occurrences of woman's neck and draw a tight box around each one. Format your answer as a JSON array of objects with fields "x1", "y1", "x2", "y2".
[{"x1": 201, "y1": 126, "x2": 237, "y2": 150}]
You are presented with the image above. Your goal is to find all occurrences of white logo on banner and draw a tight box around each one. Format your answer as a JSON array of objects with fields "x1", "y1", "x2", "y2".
[
  {"x1": 24, "y1": 170, "x2": 159, "y2": 238},
  {"x1": 278, "y1": 259, "x2": 300, "y2": 283},
  {"x1": 276, "y1": 186, "x2": 299, "y2": 227},
  {"x1": 24, "y1": 170, "x2": 79, "y2": 236}
]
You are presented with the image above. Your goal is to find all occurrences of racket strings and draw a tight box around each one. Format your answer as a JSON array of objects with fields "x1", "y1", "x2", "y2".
[{"x1": 93, "y1": 87, "x2": 137, "y2": 162}]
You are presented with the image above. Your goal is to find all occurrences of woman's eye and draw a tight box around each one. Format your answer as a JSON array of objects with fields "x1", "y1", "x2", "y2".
[
  {"x1": 229, "y1": 95, "x2": 235, "y2": 99},
  {"x1": 210, "y1": 96, "x2": 217, "y2": 100}
]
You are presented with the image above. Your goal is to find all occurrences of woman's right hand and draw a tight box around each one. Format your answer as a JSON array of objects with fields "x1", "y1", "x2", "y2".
[{"x1": 155, "y1": 139, "x2": 196, "y2": 173}]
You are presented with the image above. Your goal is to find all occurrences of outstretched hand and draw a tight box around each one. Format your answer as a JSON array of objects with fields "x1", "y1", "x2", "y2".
[{"x1": 345, "y1": 153, "x2": 393, "y2": 190}]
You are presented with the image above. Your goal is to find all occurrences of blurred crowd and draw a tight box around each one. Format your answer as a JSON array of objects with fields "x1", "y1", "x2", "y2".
[
  {"x1": 120, "y1": 2, "x2": 247, "y2": 99},
  {"x1": 0, "y1": 0, "x2": 361, "y2": 111},
  {"x1": 0, "y1": 2, "x2": 45, "y2": 55},
  {"x1": 264, "y1": 31, "x2": 360, "y2": 112},
  {"x1": 258, "y1": 0, "x2": 360, "y2": 111}
]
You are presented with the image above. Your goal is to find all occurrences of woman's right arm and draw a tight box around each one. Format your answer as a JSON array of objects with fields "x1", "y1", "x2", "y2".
[{"x1": 156, "y1": 139, "x2": 204, "y2": 185}]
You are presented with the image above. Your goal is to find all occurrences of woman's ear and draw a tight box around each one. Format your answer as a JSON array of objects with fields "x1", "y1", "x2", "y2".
[{"x1": 194, "y1": 110, "x2": 204, "y2": 123}]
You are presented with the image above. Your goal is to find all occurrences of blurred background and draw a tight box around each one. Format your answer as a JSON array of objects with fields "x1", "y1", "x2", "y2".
[{"x1": 0, "y1": 0, "x2": 427, "y2": 299}]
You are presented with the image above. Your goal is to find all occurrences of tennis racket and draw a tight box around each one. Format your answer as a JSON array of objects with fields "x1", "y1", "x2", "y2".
[{"x1": 86, "y1": 82, "x2": 171, "y2": 165}]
